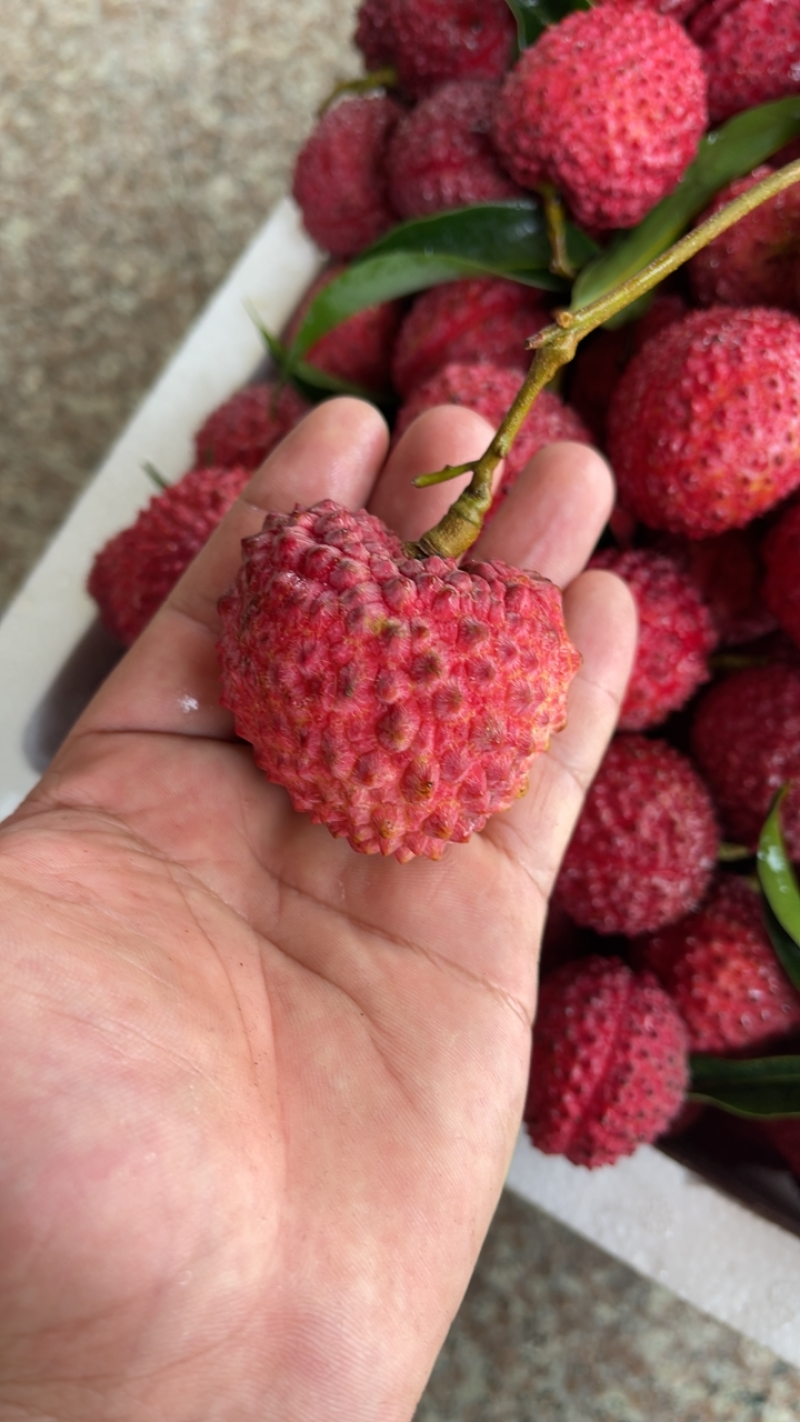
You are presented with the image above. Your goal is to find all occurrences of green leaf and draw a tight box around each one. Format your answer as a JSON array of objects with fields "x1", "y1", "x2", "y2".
[
  {"x1": 762, "y1": 896, "x2": 800, "y2": 993},
  {"x1": 504, "y1": 0, "x2": 592, "y2": 48},
  {"x1": 572, "y1": 95, "x2": 800, "y2": 313},
  {"x1": 690, "y1": 1053, "x2": 800, "y2": 1119},
  {"x1": 757, "y1": 786, "x2": 800, "y2": 947}
]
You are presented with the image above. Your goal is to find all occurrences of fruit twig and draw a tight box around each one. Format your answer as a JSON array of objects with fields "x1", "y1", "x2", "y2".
[
  {"x1": 408, "y1": 157, "x2": 800, "y2": 562},
  {"x1": 317, "y1": 68, "x2": 397, "y2": 116},
  {"x1": 538, "y1": 182, "x2": 578, "y2": 280}
]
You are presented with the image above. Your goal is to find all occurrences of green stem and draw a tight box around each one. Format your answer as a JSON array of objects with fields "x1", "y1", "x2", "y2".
[
  {"x1": 538, "y1": 182, "x2": 578, "y2": 280},
  {"x1": 318, "y1": 69, "x2": 397, "y2": 116}
]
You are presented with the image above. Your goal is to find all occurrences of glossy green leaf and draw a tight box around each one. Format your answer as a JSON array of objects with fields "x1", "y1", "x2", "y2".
[
  {"x1": 757, "y1": 786, "x2": 800, "y2": 948},
  {"x1": 505, "y1": 0, "x2": 592, "y2": 48},
  {"x1": 689, "y1": 1054, "x2": 800, "y2": 1119},
  {"x1": 572, "y1": 95, "x2": 800, "y2": 313},
  {"x1": 762, "y1": 897, "x2": 800, "y2": 993}
]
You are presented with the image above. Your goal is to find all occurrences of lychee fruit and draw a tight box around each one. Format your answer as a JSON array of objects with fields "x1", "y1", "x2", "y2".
[
  {"x1": 588, "y1": 547, "x2": 718, "y2": 731},
  {"x1": 89, "y1": 464, "x2": 250, "y2": 646},
  {"x1": 282, "y1": 264, "x2": 405, "y2": 392},
  {"x1": 525, "y1": 955, "x2": 690, "y2": 1169},
  {"x1": 391, "y1": 276, "x2": 551, "y2": 398},
  {"x1": 634, "y1": 873, "x2": 800, "y2": 1053},
  {"x1": 762, "y1": 498, "x2": 800, "y2": 651},
  {"x1": 688, "y1": 166, "x2": 800, "y2": 314},
  {"x1": 292, "y1": 95, "x2": 402, "y2": 257},
  {"x1": 354, "y1": 0, "x2": 396, "y2": 71},
  {"x1": 216, "y1": 500, "x2": 580, "y2": 862},
  {"x1": 690, "y1": 0, "x2": 800, "y2": 123},
  {"x1": 606, "y1": 306, "x2": 800, "y2": 538},
  {"x1": 654, "y1": 524, "x2": 775, "y2": 646},
  {"x1": 387, "y1": 80, "x2": 522, "y2": 221},
  {"x1": 554, "y1": 735, "x2": 718, "y2": 937},
  {"x1": 385, "y1": 0, "x2": 516, "y2": 98},
  {"x1": 493, "y1": 3, "x2": 708, "y2": 230},
  {"x1": 690, "y1": 662, "x2": 800, "y2": 859},
  {"x1": 193, "y1": 382, "x2": 308, "y2": 472}
]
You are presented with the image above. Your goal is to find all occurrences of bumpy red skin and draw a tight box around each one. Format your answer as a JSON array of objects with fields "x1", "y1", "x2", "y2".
[
  {"x1": 689, "y1": 167, "x2": 800, "y2": 313},
  {"x1": 394, "y1": 361, "x2": 591, "y2": 504},
  {"x1": 525, "y1": 956, "x2": 689, "y2": 1169},
  {"x1": 690, "y1": 0, "x2": 800, "y2": 123},
  {"x1": 282, "y1": 265, "x2": 404, "y2": 392},
  {"x1": 89, "y1": 465, "x2": 250, "y2": 647},
  {"x1": 292, "y1": 95, "x2": 402, "y2": 258},
  {"x1": 555, "y1": 735, "x2": 718, "y2": 937},
  {"x1": 589, "y1": 548, "x2": 717, "y2": 731},
  {"x1": 387, "y1": 80, "x2": 522, "y2": 221},
  {"x1": 217, "y1": 500, "x2": 580, "y2": 862},
  {"x1": 691, "y1": 664, "x2": 800, "y2": 859},
  {"x1": 493, "y1": 4, "x2": 708, "y2": 230},
  {"x1": 634, "y1": 874, "x2": 800, "y2": 1053},
  {"x1": 598, "y1": 0, "x2": 706, "y2": 18},
  {"x1": 607, "y1": 306, "x2": 800, "y2": 538},
  {"x1": 354, "y1": 0, "x2": 396, "y2": 70},
  {"x1": 387, "y1": 0, "x2": 516, "y2": 98},
  {"x1": 655, "y1": 525, "x2": 775, "y2": 646},
  {"x1": 194, "y1": 383, "x2": 308, "y2": 471},
  {"x1": 391, "y1": 277, "x2": 550, "y2": 397},
  {"x1": 763, "y1": 500, "x2": 800, "y2": 650}
]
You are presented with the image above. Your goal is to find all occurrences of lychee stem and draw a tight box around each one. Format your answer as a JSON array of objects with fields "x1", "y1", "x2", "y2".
[
  {"x1": 317, "y1": 68, "x2": 398, "y2": 116},
  {"x1": 538, "y1": 182, "x2": 578, "y2": 280},
  {"x1": 409, "y1": 158, "x2": 800, "y2": 562}
]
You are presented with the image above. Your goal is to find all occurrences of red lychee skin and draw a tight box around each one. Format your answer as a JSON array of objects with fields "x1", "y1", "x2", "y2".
[
  {"x1": 655, "y1": 525, "x2": 775, "y2": 646},
  {"x1": 193, "y1": 383, "x2": 308, "y2": 472},
  {"x1": 633, "y1": 873, "x2": 800, "y2": 1053},
  {"x1": 386, "y1": 0, "x2": 516, "y2": 99},
  {"x1": 691, "y1": 663, "x2": 800, "y2": 859},
  {"x1": 387, "y1": 80, "x2": 522, "y2": 221},
  {"x1": 493, "y1": 4, "x2": 708, "y2": 230},
  {"x1": 216, "y1": 500, "x2": 580, "y2": 862},
  {"x1": 599, "y1": 0, "x2": 706, "y2": 18},
  {"x1": 354, "y1": 0, "x2": 396, "y2": 71},
  {"x1": 607, "y1": 306, "x2": 800, "y2": 538},
  {"x1": 292, "y1": 95, "x2": 403, "y2": 258},
  {"x1": 690, "y1": 0, "x2": 800, "y2": 123},
  {"x1": 763, "y1": 500, "x2": 800, "y2": 650},
  {"x1": 88, "y1": 465, "x2": 250, "y2": 647},
  {"x1": 391, "y1": 277, "x2": 550, "y2": 398},
  {"x1": 525, "y1": 955, "x2": 689, "y2": 1169},
  {"x1": 282, "y1": 264, "x2": 405, "y2": 392},
  {"x1": 554, "y1": 735, "x2": 718, "y2": 937},
  {"x1": 589, "y1": 548, "x2": 718, "y2": 732},
  {"x1": 689, "y1": 166, "x2": 800, "y2": 313},
  {"x1": 393, "y1": 361, "x2": 592, "y2": 505}
]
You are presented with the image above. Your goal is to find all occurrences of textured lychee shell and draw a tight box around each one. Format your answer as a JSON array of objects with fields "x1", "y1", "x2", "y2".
[
  {"x1": 690, "y1": 0, "x2": 800, "y2": 122},
  {"x1": 607, "y1": 306, "x2": 800, "y2": 537},
  {"x1": 634, "y1": 873, "x2": 800, "y2": 1053},
  {"x1": 387, "y1": 0, "x2": 516, "y2": 98},
  {"x1": 493, "y1": 3, "x2": 708, "y2": 230},
  {"x1": 391, "y1": 277, "x2": 550, "y2": 398},
  {"x1": 394, "y1": 362, "x2": 591, "y2": 505},
  {"x1": 555, "y1": 735, "x2": 718, "y2": 937},
  {"x1": 589, "y1": 548, "x2": 717, "y2": 731},
  {"x1": 689, "y1": 166, "x2": 800, "y2": 313},
  {"x1": 690, "y1": 663, "x2": 800, "y2": 859},
  {"x1": 216, "y1": 500, "x2": 580, "y2": 862},
  {"x1": 655, "y1": 525, "x2": 775, "y2": 647},
  {"x1": 194, "y1": 383, "x2": 308, "y2": 471},
  {"x1": 292, "y1": 95, "x2": 402, "y2": 257},
  {"x1": 89, "y1": 464, "x2": 250, "y2": 646},
  {"x1": 387, "y1": 80, "x2": 522, "y2": 221},
  {"x1": 282, "y1": 264, "x2": 404, "y2": 392},
  {"x1": 354, "y1": 0, "x2": 396, "y2": 70},
  {"x1": 762, "y1": 499, "x2": 800, "y2": 651},
  {"x1": 525, "y1": 955, "x2": 689, "y2": 1169}
]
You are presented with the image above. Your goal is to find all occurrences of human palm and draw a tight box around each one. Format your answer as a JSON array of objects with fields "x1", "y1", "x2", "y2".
[{"x1": 0, "y1": 400, "x2": 634, "y2": 1422}]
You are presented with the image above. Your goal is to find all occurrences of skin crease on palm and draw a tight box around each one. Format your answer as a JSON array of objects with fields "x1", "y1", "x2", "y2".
[{"x1": 0, "y1": 398, "x2": 635, "y2": 1422}]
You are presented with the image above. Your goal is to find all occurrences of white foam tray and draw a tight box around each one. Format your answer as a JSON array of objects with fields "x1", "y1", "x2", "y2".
[{"x1": 3, "y1": 195, "x2": 800, "y2": 1366}]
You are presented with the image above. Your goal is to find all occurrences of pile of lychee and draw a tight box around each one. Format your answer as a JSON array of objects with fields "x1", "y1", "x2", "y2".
[{"x1": 88, "y1": 0, "x2": 800, "y2": 1176}]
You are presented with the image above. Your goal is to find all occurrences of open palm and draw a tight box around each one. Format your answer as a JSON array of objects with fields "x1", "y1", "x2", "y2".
[{"x1": 0, "y1": 400, "x2": 634, "y2": 1422}]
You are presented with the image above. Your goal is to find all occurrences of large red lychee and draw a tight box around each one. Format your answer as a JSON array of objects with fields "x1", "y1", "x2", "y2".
[
  {"x1": 525, "y1": 955, "x2": 689, "y2": 1169},
  {"x1": 607, "y1": 306, "x2": 800, "y2": 537},
  {"x1": 194, "y1": 382, "x2": 309, "y2": 471},
  {"x1": 690, "y1": 0, "x2": 800, "y2": 123},
  {"x1": 216, "y1": 500, "x2": 580, "y2": 862},
  {"x1": 89, "y1": 464, "x2": 251, "y2": 646},
  {"x1": 493, "y1": 3, "x2": 708, "y2": 230},
  {"x1": 633, "y1": 873, "x2": 800, "y2": 1053},
  {"x1": 292, "y1": 95, "x2": 402, "y2": 257},
  {"x1": 554, "y1": 735, "x2": 718, "y2": 937},
  {"x1": 688, "y1": 166, "x2": 800, "y2": 313},
  {"x1": 385, "y1": 0, "x2": 516, "y2": 98},
  {"x1": 762, "y1": 499, "x2": 800, "y2": 651}
]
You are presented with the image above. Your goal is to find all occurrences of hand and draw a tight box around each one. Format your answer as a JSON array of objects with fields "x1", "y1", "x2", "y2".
[{"x1": 0, "y1": 399, "x2": 635, "y2": 1422}]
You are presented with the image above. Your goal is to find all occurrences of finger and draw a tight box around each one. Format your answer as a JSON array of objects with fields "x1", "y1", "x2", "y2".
[
  {"x1": 367, "y1": 405, "x2": 499, "y2": 543},
  {"x1": 473, "y1": 441, "x2": 615, "y2": 589},
  {"x1": 69, "y1": 399, "x2": 390, "y2": 742},
  {"x1": 487, "y1": 569, "x2": 637, "y2": 898}
]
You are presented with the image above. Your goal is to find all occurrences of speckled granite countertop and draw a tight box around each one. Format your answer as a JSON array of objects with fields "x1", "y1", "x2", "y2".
[{"x1": 3, "y1": 4, "x2": 800, "y2": 1417}]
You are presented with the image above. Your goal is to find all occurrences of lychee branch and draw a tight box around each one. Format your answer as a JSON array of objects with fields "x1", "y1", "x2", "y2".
[{"x1": 409, "y1": 158, "x2": 800, "y2": 562}]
